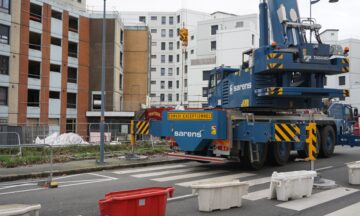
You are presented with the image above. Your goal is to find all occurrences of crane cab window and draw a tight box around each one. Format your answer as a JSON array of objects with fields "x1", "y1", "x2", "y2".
[{"x1": 344, "y1": 106, "x2": 353, "y2": 121}]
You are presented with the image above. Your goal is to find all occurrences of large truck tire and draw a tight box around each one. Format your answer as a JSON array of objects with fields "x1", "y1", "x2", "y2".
[
  {"x1": 297, "y1": 129, "x2": 321, "y2": 159},
  {"x1": 240, "y1": 142, "x2": 268, "y2": 170},
  {"x1": 269, "y1": 142, "x2": 290, "y2": 166},
  {"x1": 320, "y1": 126, "x2": 336, "y2": 158}
]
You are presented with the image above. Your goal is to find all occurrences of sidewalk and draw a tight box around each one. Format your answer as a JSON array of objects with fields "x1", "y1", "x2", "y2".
[{"x1": 0, "y1": 155, "x2": 185, "y2": 182}]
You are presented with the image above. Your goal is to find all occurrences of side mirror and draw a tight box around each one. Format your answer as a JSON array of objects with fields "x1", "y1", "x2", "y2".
[{"x1": 354, "y1": 108, "x2": 358, "y2": 117}]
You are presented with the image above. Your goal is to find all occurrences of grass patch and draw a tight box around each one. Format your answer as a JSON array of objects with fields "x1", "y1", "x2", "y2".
[{"x1": 0, "y1": 142, "x2": 170, "y2": 168}]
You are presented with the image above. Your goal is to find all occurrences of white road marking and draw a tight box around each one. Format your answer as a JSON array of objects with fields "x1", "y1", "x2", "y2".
[
  {"x1": 53, "y1": 174, "x2": 83, "y2": 180},
  {"x1": 132, "y1": 168, "x2": 203, "y2": 178},
  {"x1": 315, "y1": 166, "x2": 334, "y2": 171},
  {"x1": 57, "y1": 180, "x2": 104, "y2": 184},
  {"x1": 243, "y1": 189, "x2": 270, "y2": 201},
  {"x1": 0, "y1": 183, "x2": 37, "y2": 190},
  {"x1": 88, "y1": 173, "x2": 118, "y2": 180},
  {"x1": 277, "y1": 187, "x2": 359, "y2": 211},
  {"x1": 59, "y1": 179, "x2": 112, "y2": 188},
  {"x1": 0, "y1": 188, "x2": 45, "y2": 196},
  {"x1": 243, "y1": 177, "x2": 271, "y2": 186},
  {"x1": 176, "y1": 173, "x2": 255, "y2": 187},
  {"x1": 324, "y1": 202, "x2": 360, "y2": 216},
  {"x1": 152, "y1": 170, "x2": 228, "y2": 182},
  {"x1": 112, "y1": 164, "x2": 187, "y2": 175}
]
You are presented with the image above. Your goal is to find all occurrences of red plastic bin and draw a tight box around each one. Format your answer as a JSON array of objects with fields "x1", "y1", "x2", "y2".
[{"x1": 99, "y1": 187, "x2": 175, "y2": 216}]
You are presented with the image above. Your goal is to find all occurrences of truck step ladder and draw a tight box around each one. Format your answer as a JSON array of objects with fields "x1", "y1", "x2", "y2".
[{"x1": 250, "y1": 143, "x2": 260, "y2": 163}]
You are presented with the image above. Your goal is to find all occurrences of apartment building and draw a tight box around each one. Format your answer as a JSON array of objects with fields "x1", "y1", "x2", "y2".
[
  {"x1": 120, "y1": 10, "x2": 210, "y2": 107},
  {"x1": 188, "y1": 13, "x2": 258, "y2": 108},
  {"x1": 0, "y1": 0, "x2": 89, "y2": 136}
]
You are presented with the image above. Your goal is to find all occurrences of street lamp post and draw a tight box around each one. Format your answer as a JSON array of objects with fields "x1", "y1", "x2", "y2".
[{"x1": 99, "y1": 0, "x2": 107, "y2": 164}]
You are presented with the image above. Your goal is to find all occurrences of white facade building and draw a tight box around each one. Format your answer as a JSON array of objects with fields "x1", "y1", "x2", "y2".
[
  {"x1": 120, "y1": 10, "x2": 210, "y2": 107},
  {"x1": 321, "y1": 30, "x2": 360, "y2": 108},
  {"x1": 188, "y1": 13, "x2": 258, "y2": 108}
]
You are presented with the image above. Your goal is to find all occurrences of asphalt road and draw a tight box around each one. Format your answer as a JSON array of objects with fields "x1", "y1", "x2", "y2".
[{"x1": 1, "y1": 146, "x2": 360, "y2": 216}]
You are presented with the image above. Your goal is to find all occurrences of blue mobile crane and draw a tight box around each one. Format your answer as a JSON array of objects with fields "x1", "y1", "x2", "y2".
[{"x1": 149, "y1": 0, "x2": 360, "y2": 169}]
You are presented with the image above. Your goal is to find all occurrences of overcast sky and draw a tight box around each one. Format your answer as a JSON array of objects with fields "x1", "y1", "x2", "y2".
[{"x1": 86, "y1": 0, "x2": 360, "y2": 40}]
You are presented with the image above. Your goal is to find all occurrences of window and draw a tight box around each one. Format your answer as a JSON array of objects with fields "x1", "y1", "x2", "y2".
[
  {"x1": 69, "y1": 16, "x2": 78, "y2": 33},
  {"x1": 152, "y1": 42, "x2": 157, "y2": 46},
  {"x1": 177, "y1": 28, "x2": 180, "y2": 36},
  {"x1": 169, "y1": 42, "x2": 173, "y2": 50},
  {"x1": 211, "y1": 41, "x2": 216, "y2": 51},
  {"x1": 184, "y1": 79, "x2": 188, "y2": 87},
  {"x1": 27, "y1": 89, "x2": 39, "y2": 107},
  {"x1": 29, "y1": 32, "x2": 41, "y2": 50},
  {"x1": 150, "y1": 93, "x2": 156, "y2": 97},
  {"x1": 168, "y1": 55, "x2": 173, "y2": 63},
  {"x1": 50, "y1": 64, "x2": 61, "y2": 73},
  {"x1": 28, "y1": 60, "x2": 41, "y2": 78},
  {"x1": 168, "y1": 94, "x2": 173, "y2": 102},
  {"x1": 202, "y1": 87, "x2": 209, "y2": 97},
  {"x1": 176, "y1": 80, "x2": 179, "y2": 88},
  {"x1": 161, "y1": 42, "x2": 166, "y2": 50},
  {"x1": 169, "y1": 29, "x2": 174, "y2": 38},
  {"x1": 203, "y1": 70, "x2": 210, "y2": 81},
  {"x1": 185, "y1": 51, "x2": 188, "y2": 60},
  {"x1": 176, "y1": 93, "x2": 179, "y2": 101},
  {"x1": 139, "y1": 16, "x2": 146, "y2": 23},
  {"x1": 120, "y1": 74, "x2": 123, "y2": 90},
  {"x1": 176, "y1": 67, "x2": 179, "y2": 75},
  {"x1": 51, "y1": 37, "x2": 61, "y2": 46},
  {"x1": 169, "y1": 16, "x2": 174, "y2": 25},
  {"x1": 176, "y1": 54, "x2": 180, "y2": 62},
  {"x1": 68, "y1": 41, "x2": 78, "y2": 58},
  {"x1": 0, "y1": 0, "x2": 10, "y2": 14},
  {"x1": 150, "y1": 29, "x2": 157, "y2": 33},
  {"x1": 150, "y1": 80, "x2": 156, "y2": 85},
  {"x1": 161, "y1": 16, "x2": 166, "y2": 24},
  {"x1": 0, "y1": 87, "x2": 7, "y2": 105},
  {"x1": 160, "y1": 81, "x2": 165, "y2": 89},
  {"x1": 252, "y1": 34, "x2": 255, "y2": 46},
  {"x1": 0, "y1": 24, "x2": 10, "y2": 44},
  {"x1": 191, "y1": 49, "x2": 194, "y2": 54},
  {"x1": 68, "y1": 67, "x2": 77, "y2": 83},
  {"x1": 211, "y1": 25, "x2": 218, "y2": 35},
  {"x1": 151, "y1": 67, "x2": 156, "y2": 72},
  {"x1": 185, "y1": 65, "x2": 188, "y2": 74},
  {"x1": 168, "y1": 81, "x2": 173, "y2": 89},
  {"x1": 161, "y1": 55, "x2": 165, "y2": 63},
  {"x1": 120, "y1": 29, "x2": 124, "y2": 44},
  {"x1": 151, "y1": 16, "x2": 157, "y2": 21},
  {"x1": 168, "y1": 68, "x2": 173, "y2": 76},
  {"x1": 49, "y1": 91, "x2": 60, "y2": 99},
  {"x1": 0, "y1": 55, "x2": 9, "y2": 75},
  {"x1": 67, "y1": 93, "x2": 76, "y2": 108},
  {"x1": 120, "y1": 52, "x2": 123, "y2": 67},
  {"x1": 51, "y1": 10, "x2": 62, "y2": 20},
  {"x1": 177, "y1": 41, "x2": 180, "y2": 49},
  {"x1": 236, "y1": 21, "x2": 244, "y2": 28},
  {"x1": 177, "y1": 15, "x2": 180, "y2": 23},
  {"x1": 191, "y1": 35, "x2": 194, "y2": 40},
  {"x1": 161, "y1": 68, "x2": 165, "y2": 76},
  {"x1": 30, "y1": 3, "x2": 42, "y2": 23},
  {"x1": 184, "y1": 92, "x2": 188, "y2": 101},
  {"x1": 161, "y1": 29, "x2": 166, "y2": 37},
  {"x1": 339, "y1": 76, "x2": 346, "y2": 86},
  {"x1": 160, "y1": 94, "x2": 165, "y2": 102},
  {"x1": 151, "y1": 55, "x2": 157, "y2": 59},
  {"x1": 66, "y1": 119, "x2": 76, "y2": 133}
]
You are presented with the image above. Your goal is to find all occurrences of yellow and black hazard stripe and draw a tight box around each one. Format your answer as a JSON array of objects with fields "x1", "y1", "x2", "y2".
[
  {"x1": 342, "y1": 58, "x2": 350, "y2": 73},
  {"x1": 274, "y1": 123, "x2": 301, "y2": 142},
  {"x1": 305, "y1": 123, "x2": 317, "y2": 161},
  {"x1": 343, "y1": 89, "x2": 350, "y2": 97},
  {"x1": 135, "y1": 121, "x2": 150, "y2": 135},
  {"x1": 342, "y1": 66, "x2": 349, "y2": 73},
  {"x1": 267, "y1": 87, "x2": 283, "y2": 96},
  {"x1": 267, "y1": 63, "x2": 284, "y2": 70},
  {"x1": 267, "y1": 53, "x2": 284, "y2": 60},
  {"x1": 342, "y1": 58, "x2": 349, "y2": 65}
]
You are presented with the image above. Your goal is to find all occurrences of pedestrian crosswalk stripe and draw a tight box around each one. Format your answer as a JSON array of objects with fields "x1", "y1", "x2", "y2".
[
  {"x1": 243, "y1": 177, "x2": 271, "y2": 186},
  {"x1": 276, "y1": 187, "x2": 359, "y2": 211},
  {"x1": 152, "y1": 170, "x2": 228, "y2": 182},
  {"x1": 112, "y1": 164, "x2": 187, "y2": 175},
  {"x1": 175, "y1": 173, "x2": 255, "y2": 187},
  {"x1": 243, "y1": 189, "x2": 270, "y2": 201},
  {"x1": 324, "y1": 202, "x2": 360, "y2": 216},
  {"x1": 132, "y1": 168, "x2": 204, "y2": 178}
]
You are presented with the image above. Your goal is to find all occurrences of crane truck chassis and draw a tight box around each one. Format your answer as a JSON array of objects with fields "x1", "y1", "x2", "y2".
[{"x1": 148, "y1": 0, "x2": 360, "y2": 169}]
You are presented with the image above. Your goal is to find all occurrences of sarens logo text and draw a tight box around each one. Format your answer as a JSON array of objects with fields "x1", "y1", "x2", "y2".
[{"x1": 174, "y1": 131, "x2": 202, "y2": 138}]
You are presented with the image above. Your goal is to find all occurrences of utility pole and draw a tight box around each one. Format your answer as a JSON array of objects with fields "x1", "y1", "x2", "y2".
[{"x1": 99, "y1": 0, "x2": 106, "y2": 164}]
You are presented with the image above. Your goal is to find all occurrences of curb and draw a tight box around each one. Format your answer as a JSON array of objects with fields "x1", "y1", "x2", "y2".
[{"x1": 0, "y1": 159, "x2": 187, "y2": 182}]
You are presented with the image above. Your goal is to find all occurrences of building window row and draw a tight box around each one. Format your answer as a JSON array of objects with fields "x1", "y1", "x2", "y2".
[
  {"x1": 159, "y1": 93, "x2": 180, "y2": 102},
  {"x1": 0, "y1": 24, "x2": 9, "y2": 44},
  {"x1": 28, "y1": 60, "x2": 77, "y2": 83}
]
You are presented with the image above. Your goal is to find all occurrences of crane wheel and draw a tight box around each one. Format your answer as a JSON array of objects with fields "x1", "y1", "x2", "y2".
[
  {"x1": 269, "y1": 142, "x2": 290, "y2": 166},
  {"x1": 319, "y1": 126, "x2": 336, "y2": 158},
  {"x1": 240, "y1": 142, "x2": 268, "y2": 170}
]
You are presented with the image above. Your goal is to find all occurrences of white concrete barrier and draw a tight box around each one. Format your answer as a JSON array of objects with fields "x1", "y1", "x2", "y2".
[
  {"x1": 191, "y1": 180, "x2": 249, "y2": 212},
  {"x1": 347, "y1": 161, "x2": 360, "y2": 185},
  {"x1": 0, "y1": 204, "x2": 41, "y2": 216},
  {"x1": 269, "y1": 171, "x2": 317, "y2": 201}
]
